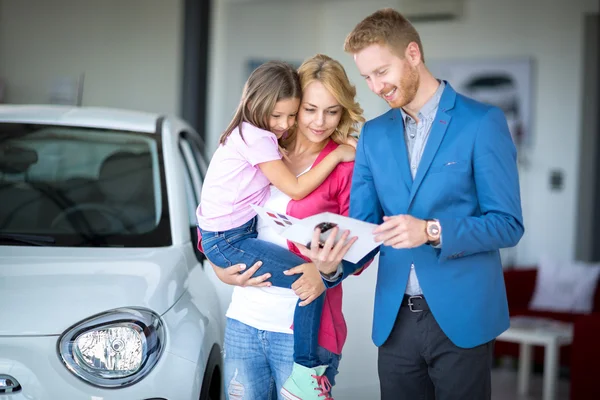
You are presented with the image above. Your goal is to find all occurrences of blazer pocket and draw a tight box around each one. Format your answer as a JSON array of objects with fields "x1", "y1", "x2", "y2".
[{"x1": 428, "y1": 161, "x2": 470, "y2": 175}]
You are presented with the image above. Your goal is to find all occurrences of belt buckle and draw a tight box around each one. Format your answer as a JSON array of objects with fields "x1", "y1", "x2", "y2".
[{"x1": 408, "y1": 295, "x2": 424, "y2": 313}]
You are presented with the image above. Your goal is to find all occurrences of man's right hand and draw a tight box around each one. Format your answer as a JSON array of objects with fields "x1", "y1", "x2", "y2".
[
  {"x1": 295, "y1": 227, "x2": 358, "y2": 275},
  {"x1": 209, "y1": 260, "x2": 272, "y2": 287}
]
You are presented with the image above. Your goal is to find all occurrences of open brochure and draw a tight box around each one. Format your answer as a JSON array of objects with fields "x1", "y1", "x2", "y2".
[{"x1": 251, "y1": 204, "x2": 381, "y2": 263}]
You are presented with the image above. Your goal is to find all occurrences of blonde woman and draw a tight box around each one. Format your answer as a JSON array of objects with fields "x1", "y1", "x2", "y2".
[
  {"x1": 211, "y1": 54, "x2": 365, "y2": 400},
  {"x1": 197, "y1": 59, "x2": 358, "y2": 399}
]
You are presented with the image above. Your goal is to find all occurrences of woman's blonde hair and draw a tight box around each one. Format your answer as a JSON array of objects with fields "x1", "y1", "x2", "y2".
[
  {"x1": 220, "y1": 61, "x2": 301, "y2": 145},
  {"x1": 282, "y1": 54, "x2": 364, "y2": 147}
]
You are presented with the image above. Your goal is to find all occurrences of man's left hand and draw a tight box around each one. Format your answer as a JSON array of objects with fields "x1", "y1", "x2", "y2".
[
  {"x1": 284, "y1": 263, "x2": 326, "y2": 306},
  {"x1": 373, "y1": 215, "x2": 428, "y2": 249}
]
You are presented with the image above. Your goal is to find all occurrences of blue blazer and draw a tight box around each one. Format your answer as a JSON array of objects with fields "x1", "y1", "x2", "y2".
[{"x1": 337, "y1": 83, "x2": 524, "y2": 349}]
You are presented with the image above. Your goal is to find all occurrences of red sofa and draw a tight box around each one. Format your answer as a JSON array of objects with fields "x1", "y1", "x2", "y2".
[{"x1": 496, "y1": 267, "x2": 600, "y2": 400}]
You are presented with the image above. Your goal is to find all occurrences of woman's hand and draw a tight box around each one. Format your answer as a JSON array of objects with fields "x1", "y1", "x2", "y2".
[
  {"x1": 284, "y1": 262, "x2": 325, "y2": 306},
  {"x1": 333, "y1": 144, "x2": 356, "y2": 162},
  {"x1": 210, "y1": 260, "x2": 272, "y2": 287},
  {"x1": 295, "y1": 227, "x2": 357, "y2": 276}
]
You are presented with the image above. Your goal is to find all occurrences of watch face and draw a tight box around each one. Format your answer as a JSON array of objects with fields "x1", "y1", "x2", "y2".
[{"x1": 428, "y1": 223, "x2": 440, "y2": 236}]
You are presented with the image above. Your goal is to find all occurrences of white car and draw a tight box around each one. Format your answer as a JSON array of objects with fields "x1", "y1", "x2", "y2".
[{"x1": 0, "y1": 105, "x2": 224, "y2": 399}]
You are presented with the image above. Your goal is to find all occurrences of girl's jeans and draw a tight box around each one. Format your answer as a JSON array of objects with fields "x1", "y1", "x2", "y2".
[
  {"x1": 199, "y1": 216, "x2": 325, "y2": 368},
  {"x1": 223, "y1": 318, "x2": 341, "y2": 400}
]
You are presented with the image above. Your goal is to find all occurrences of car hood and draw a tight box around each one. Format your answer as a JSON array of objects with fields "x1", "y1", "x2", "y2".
[{"x1": 0, "y1": 246, "x2": 190, "y2": 336}]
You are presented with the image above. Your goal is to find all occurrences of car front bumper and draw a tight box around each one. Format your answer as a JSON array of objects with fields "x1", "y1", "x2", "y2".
[{"x1": 0, "y1": 335, "x2": 203, "y2": 400}]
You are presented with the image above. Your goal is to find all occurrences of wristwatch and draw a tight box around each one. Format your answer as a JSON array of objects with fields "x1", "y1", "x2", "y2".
[{"x1": 425, "y1": 219, "x2": 441, "y2": 244}]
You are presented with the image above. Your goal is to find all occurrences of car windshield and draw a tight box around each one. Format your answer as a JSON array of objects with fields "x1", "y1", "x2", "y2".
[{"x1": 0, "y1": 123, "x2": 171, "y2": 247}]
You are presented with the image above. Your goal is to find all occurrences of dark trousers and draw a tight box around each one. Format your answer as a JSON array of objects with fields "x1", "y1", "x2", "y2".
[{"x1": 378, "y1": 297, "x2": 494, "y2": 400}]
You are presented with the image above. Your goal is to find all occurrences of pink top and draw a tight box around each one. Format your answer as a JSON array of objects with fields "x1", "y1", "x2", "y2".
[
  {"x1": 285, "y1": 140, "x2": 356, "y2": 355},
  {"x1": 196, "y1": 122, "x2": 282, "y2": 231}
]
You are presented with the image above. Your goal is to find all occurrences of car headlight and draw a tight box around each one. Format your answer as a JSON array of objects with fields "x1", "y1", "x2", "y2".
[{"x1": 58, "y1": 308, "x2": 165, "y2": 388}]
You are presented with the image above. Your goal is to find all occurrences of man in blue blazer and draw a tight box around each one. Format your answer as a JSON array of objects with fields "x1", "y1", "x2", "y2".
[{"x1": 303, "y1": 8, "x2": 524, "y2": 400}]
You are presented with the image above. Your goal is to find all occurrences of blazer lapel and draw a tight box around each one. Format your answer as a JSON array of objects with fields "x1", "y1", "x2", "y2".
[
  {"x1": 383, "y1": 109, "x2": 412, "y2": 192},
  {"x1": 407, "y1": 83, "x2": 457, "y2": 207}
]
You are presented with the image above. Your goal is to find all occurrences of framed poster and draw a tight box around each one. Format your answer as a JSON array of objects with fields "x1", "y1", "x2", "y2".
[{"x1": 429, "y1": 57, "x2": 534, "y2": 151}]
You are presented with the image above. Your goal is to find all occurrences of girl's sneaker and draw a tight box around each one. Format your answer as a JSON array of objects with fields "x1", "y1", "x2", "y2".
[{"x1": 280, "y1": 363, "x2": 333, "y2": 399}]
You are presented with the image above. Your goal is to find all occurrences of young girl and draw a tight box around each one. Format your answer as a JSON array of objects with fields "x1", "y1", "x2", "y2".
[{"x1": 196, "y1": 61, "x2": 354, "y2": 397}]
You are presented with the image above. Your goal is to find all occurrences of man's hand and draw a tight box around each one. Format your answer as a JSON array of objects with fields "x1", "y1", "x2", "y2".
[
  {"x1": 373, "y1": 215, "x2": 428, "y2": 249},
  {"x1": 209, "y1": 260, "x2": 271, "y2": 287},
  {"x1": 295, "y1": 227, "x2": 358, "y2": 275},
  {"x1": 283, "y1": 263, "x2": 325, "y2": 306}
]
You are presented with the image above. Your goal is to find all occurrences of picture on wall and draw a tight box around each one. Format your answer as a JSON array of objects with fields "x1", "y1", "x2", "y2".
[
  {"x1": 0, "y1": 78, "x2": 5, "y2": 103},
  {"x1": 428, "y1": 58, "x2": 534, "y2": 152},
  {"x1": 48, "y1": 73, "x2": 85, "y2": 106}
]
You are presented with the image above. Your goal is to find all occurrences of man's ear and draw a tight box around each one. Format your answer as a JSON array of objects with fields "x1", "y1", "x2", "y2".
[{"x1": 405, "y1": 42, "x2": 422, "y2": 66}]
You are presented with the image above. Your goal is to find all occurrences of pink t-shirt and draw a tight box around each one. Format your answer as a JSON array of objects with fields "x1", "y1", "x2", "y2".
[{"x1": 196, "y1": 122, "x2": 282, "y2": 231}]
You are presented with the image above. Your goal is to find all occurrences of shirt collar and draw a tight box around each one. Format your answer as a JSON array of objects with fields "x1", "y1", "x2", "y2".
[{"x1": 400, "y1": 80, "x2": 446, "y2": 123}]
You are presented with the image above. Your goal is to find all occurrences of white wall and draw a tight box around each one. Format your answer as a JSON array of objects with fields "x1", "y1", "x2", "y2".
[
  {"x1": 206, "y1": 0, "x2": 323, "y2": 153},
  {"x1": 208, "y1": 0, "x2": 598, "y2": 397},
  {"x1": 0, "y1": 0, "x2": 183, "y2": 115}
]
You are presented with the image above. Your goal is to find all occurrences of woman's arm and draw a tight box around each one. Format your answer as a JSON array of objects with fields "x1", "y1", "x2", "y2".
[
  {"x1": 282, "y1": 148, "x2": 361, "y2": 303},
  {"x1": 209, "y1": 259, "x2": 272, "y2": 288},
  {"x1": 258, "y1": 144, "x2": 355, "y2": 200}
]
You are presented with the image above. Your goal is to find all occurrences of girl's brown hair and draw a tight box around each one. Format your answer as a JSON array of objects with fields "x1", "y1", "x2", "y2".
[{"x1": 219, "y1": 61, "x2": 301, "y2": 145}]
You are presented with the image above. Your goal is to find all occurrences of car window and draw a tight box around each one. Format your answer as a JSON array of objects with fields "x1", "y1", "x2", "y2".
[
  {"x1": 180, "y1": 154, "x2": 199, "y2": 228},
  {"x1": 182, "y1": 130, "x2": 208, "y2": 178},
  {"x1": 179, "y1": 133, "x2": 205, "y2": 262},
  {"x1": 179, "y1": 138, "x2": 203, "y2": 199},
  {"x1": 0, "y1": 123, "x2": 171, "y2": 247}
]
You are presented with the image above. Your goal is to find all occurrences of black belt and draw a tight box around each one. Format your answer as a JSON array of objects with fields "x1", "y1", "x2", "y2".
[{"x1": 401, "y1": 294, "x2": 430, "y2": 312}]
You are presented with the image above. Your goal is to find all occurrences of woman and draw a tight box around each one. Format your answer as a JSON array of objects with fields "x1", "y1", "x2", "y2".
[{"x1": 211, "y1": 54, "x2": 364, "y2": 400}]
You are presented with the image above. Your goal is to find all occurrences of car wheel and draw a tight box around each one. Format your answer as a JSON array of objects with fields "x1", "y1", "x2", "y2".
[{"x1": 199, "y1": 344, "x2": 223, "y2": 400}]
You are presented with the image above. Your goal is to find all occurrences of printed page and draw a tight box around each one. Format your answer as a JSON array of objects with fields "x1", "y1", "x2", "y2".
[{"x1": 251, "y1": 205, "x2": 381, "y2": 263}]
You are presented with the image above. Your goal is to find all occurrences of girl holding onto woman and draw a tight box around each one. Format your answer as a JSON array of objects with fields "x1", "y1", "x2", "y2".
[
  {"x1": 208, "y1": 54, "x2": 365, "y2": 399},
  {"x1": 197, "y1": 58, "x2": 358, "y2": 399}
]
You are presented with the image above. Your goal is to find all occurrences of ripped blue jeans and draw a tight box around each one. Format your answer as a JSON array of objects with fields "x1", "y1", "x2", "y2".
[{"x1": 223, "y1": 318, "x2": 341, "y2": 400}]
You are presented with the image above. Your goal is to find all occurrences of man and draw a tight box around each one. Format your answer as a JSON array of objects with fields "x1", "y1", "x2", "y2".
[{"x1": 300, "y1": 8, "x2": 524, "y2": 400}]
